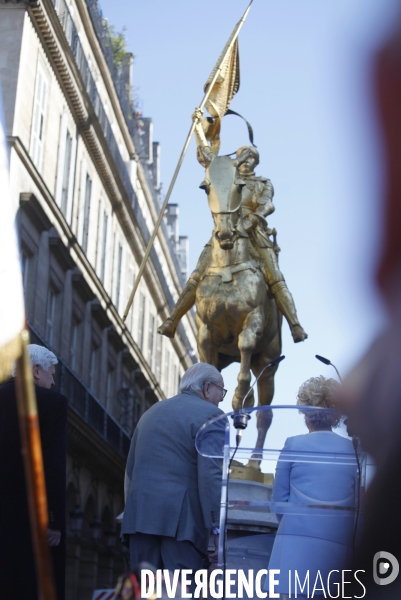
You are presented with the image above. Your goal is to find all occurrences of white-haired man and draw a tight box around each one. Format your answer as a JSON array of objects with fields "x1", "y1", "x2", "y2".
[
  {"x1": 29, "y1": 343, "x2": 58, "y2": 389},
  {"x1": 122, "y1": 362, "x2": 226, "y2": 577},
  {"x1": 0, "y1": 344, "x2": 68, "y2": 600}
]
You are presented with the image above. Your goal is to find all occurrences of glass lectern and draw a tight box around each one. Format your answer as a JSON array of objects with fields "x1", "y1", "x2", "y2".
[{"x1": 196, "y1": 405, "x2": 366, "y2": 598}]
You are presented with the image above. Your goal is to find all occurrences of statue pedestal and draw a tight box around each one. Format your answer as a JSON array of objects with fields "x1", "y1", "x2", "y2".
[
  {"x1": 227, "y1": 469, "x2": 278, "y2": 534},
  {"x1": 208, "y1": 467, "x2": 278, "y2": 574}
]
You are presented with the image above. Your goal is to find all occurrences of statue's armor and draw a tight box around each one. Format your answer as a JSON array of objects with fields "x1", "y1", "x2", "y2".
[
  {"x1": 241, "y1": 179, "x2": 271, "y2": 213},
  {"x1": 241, "y1": 179, "x2": 276, "y2": 251}
]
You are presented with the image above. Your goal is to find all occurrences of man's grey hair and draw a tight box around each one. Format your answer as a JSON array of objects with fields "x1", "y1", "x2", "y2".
[
  {"x1": 27, "y1": 344, "x2": 58, "y2": 371},
  {"x1": 179, "y1": 363, "x2": 222, "y2": 394}
]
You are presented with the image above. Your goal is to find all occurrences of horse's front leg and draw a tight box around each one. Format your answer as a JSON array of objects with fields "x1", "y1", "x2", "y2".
[
  {"x1": 232, "y1": 310, "x2": 263, "y2": 410},
  {"x1": 247, "y1": 347, "x2": 281, "y2": 469},
  {"x1": 246, "y1": 372, "x2": 275, "y2": 469}
]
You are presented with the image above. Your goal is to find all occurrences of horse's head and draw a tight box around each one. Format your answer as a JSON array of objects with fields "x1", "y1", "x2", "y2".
[{"x1": 200, "y1": 156, "x2": 245, "y2": 250}]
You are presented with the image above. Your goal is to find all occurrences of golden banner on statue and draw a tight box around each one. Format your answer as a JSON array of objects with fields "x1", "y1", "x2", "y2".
[
  {"x1": 204, "y1": 35, "x2": 240, "y2": 119},
  {"x1": 122, "y1": 1, "x2": 254, "y2": 323}
]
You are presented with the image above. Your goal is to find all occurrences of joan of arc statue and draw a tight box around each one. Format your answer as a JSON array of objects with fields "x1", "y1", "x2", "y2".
[{"x1": 158, "y1": 109, "x2": 307, "y2": 344}]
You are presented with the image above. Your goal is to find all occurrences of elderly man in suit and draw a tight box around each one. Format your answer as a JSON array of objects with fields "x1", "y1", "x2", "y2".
[
  {"x1": 0, "y1": 344, "x2": 68, "y2": 600},
  {"x1": 122, "y1": 362, "x2": 226, "y2": 573}
]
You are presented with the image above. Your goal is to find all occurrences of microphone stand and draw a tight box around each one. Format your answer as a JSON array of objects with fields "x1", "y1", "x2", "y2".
[
  {"x1": 315, "y1": 354, "x2": 362, "y2": 556},
  {"x1": 218, "y1": 356, "x2": 285, "y2": 599}
]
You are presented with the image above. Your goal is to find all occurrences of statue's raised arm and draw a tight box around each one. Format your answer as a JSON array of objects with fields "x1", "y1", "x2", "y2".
[{"x1": 192, "y1": 107, "x2": 221, "y2": 168}]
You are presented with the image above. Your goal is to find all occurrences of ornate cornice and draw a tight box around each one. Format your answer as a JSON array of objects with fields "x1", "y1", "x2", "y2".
[
  {"x1": 0, "y1": 1, "x2": 31, "y2": 5},
  {"x1": 27, "y1": 0, "x2": 195, "y2": 374}
]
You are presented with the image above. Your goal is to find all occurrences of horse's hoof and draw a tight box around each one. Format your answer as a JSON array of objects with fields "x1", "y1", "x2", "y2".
[
  {"x1": 291, "y1": 324, "x2": 308, "y2": 343},
  {"x1": 157, "y1": 318, "x2": 176, "y2": 338}
]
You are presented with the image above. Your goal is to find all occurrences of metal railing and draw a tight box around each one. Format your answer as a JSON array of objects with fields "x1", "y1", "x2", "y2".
[
  {"x1": 29, "y1": 325, "x2": 131, "y2": 458},
  {"x1": 60, "y1": 364, "x2": 131, "y2": 457}
]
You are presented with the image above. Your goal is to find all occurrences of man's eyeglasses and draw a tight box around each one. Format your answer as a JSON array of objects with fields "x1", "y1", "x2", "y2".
[{"x1": 211, "y1": 382, "x2": 227, "y2": 398}]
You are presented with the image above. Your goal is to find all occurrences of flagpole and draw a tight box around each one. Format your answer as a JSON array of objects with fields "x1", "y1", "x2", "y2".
[
  {"x1": 122, "y1": 0, "x2": 254, "y2": 323},
  {"x1": 15, "y1": 328, "x2": 56, "y2": 600}
]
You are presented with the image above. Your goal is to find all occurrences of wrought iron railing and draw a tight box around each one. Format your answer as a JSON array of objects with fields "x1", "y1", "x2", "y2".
[
  {"x1": 29, "y1": 325, "x2": 131, "y2": 458},
  {"x1": 60, "y1": 364, "x2": 131, "y2": 457}
]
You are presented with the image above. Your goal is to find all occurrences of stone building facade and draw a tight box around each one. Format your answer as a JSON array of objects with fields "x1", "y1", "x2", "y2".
[{"x1": 0, "y1": 0, "x2": 197, "y2": 597}]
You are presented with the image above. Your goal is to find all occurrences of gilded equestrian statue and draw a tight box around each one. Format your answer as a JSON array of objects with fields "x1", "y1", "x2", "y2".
[{"x1": 158, "y1": 110, "x2": 307, "y2": 442}]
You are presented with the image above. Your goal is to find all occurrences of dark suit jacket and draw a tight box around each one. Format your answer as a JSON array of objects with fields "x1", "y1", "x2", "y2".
[
  {"x1": 0, "y1": 378, "x2": 68, "y2": 599},
  {"x1": 122, "y1": 391, "x2": 224, "y2": 554}
]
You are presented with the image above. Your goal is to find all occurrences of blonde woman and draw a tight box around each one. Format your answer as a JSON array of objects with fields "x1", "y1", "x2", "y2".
[{"x1": 266, "y1": 376, "x2": 358, "y2": 598}]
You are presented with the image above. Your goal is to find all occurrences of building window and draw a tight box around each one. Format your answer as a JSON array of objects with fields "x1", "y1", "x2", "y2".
[
  {"x1": 138, "y1": 293, "x2": 146, "y2": 351},
  {"x1": 119, "y1": 375, "x2": 132, "y2": 432},
  {"x1": 106, "y1": 365, "x2": 116, "y2": 408},
  {"x1": 89, "y1": 343, "x2": 100, "y2": 395},
  {"x1": 129, "y1": 268, "x2": 135, "y2": 334},
  {"x1": 94, "y1": 198, "x2": 102, "y2": 271},
  {"x1": 70, "y1": 318, "x2": 82, "y2": 373},
  {"x1": 30, "y1": 64, "x2": 48, "y2": 171},
  {"x1": 155, "y1": 329, "x2": 162, "y2": 382},
  {"x1": 55, "y1": 115, "x2": 76, "y2": 226},
  {"x1": 100, "y1": 211, "x2": 108, "y2": 284},
  {"x1": 60, "y1": 130, "x2": 73, "y2": 215},
  {"x1": 45, "y1": 287, "x2": 58, "y2": 347},
  {"x1": 164, "y1": 350, "x2": 170, "y2": 395},
  {"x1": 21, "y1": 252, "x2": 31, "y2": 293},
  {"x1": 82, "y1": 174, "x2": 92, "y2": 253},
  {"x1": 114, "y1": 243, "x2": 123, "y2": 311},
  {"x1": 148, "y1": 314, "x2": 155, "y2": 366}
]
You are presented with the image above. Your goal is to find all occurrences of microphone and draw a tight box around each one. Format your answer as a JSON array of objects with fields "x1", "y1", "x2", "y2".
[
  {"x1": 315, "y1": 354, "x2": 331, "y2": 366},
  {"x1": 232, "y1": 355, "x2": 286, "y2": 433},
  {"x1": 315, "y1": 355, "x2": 359, "y2": 453},
  {"x1": 315, "y1": 354, "x2": 343, "y2": 382}
]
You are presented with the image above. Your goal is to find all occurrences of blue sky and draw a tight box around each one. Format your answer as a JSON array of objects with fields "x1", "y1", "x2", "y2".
[{"x1": 100, "y1": 0, "x2": 399, "y2": 439}]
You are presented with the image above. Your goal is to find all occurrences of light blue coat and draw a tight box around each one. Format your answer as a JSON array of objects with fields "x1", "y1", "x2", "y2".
[{"x1": 267, "y1": 431, "x2": 357, "y2": 595}]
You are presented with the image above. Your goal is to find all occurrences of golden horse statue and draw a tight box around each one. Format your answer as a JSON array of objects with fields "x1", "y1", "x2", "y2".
[
  {"x1": 195, "y1": 155, "x2": 282, "y2": 443},
  {"x1": 158, "y1": 112, "x2": 307, "y2": 444}
]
